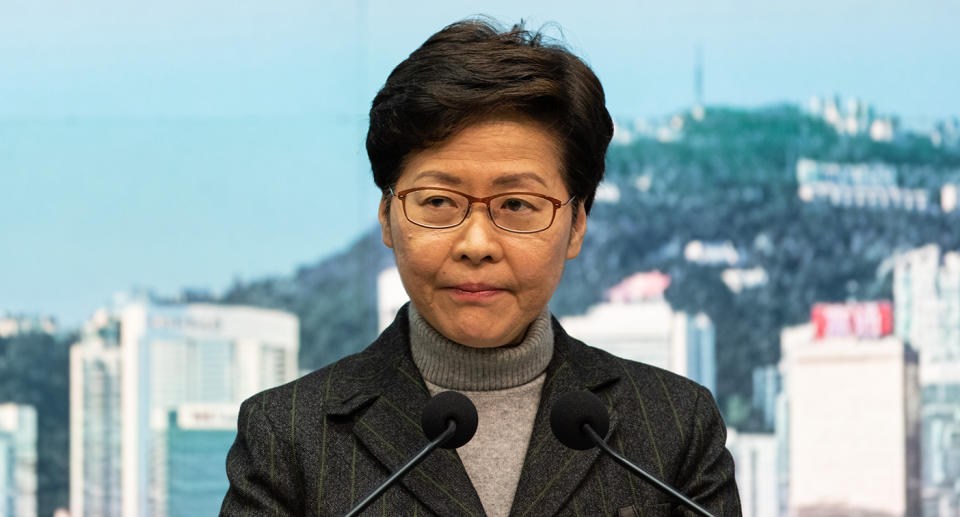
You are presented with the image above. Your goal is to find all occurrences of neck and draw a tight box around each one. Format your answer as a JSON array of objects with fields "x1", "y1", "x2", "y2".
[{"x1": 408, "y1": 303, "x2": 554, "y2": 391}]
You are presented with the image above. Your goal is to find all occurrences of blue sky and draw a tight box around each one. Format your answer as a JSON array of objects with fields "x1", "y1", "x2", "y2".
[{"x1": 2, "y1": 0, "x2": 958, "y2": 327}]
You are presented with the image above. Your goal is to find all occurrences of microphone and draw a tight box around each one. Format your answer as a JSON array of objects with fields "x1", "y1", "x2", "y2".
[
  {"x1": 421, "y1": 390, "x2": 479, "y2": 449},
  {"x1": 344, "y1": 391, "x2": 478, "y2": 517},
  {"x1": 550, "y1": 391, "x2": 718, "y2": 517}
]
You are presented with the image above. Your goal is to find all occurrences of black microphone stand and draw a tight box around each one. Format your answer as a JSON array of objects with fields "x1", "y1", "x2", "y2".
[
  {"x1": 344, "y1": 420, "x2": 456, "y2": 517},
  {"x1": 583, "y1": 424, "x2": 717, "y2": 517}
]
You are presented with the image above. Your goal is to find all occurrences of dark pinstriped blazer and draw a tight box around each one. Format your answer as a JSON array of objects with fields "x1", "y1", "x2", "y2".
[{"x1": 220, "y1": 305, "x2": 741, "y2": 517}]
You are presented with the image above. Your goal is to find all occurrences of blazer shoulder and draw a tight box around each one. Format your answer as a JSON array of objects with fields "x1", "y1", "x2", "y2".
[{"x1": 615, "y1": 352, "x2": 708, "y2": 398}]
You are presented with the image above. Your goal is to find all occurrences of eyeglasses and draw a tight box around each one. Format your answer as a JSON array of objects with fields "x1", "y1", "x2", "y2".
[{"x1": 390, "y1": 186, "x2": 575, "y2": 234}]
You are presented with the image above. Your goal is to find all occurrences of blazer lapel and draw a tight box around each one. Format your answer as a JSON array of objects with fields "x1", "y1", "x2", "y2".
[
  {"x1": 337, "y1": 318, "x2": 485, "y2": 517},
  {"x1": 509, "y1": 323, "x2": 622, "y2": 517}
]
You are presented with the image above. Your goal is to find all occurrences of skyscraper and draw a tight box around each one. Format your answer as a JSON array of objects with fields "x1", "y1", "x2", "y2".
[
  {"x1": 725, "y1": 430, "x2": 778, "y2": 517},
  {"x1": 70, "y1": 308, "x2": 123, "y2": 517},
  {"x1": 559, "y1": 271, "x2": 717, "y2": 395},
  {"x1": 894, "y1": 246, "x2": 960, "y2": 515},
  {"x1": 780, "y1": 320, "x2": 921, "y2": 517},
  {"x1": 894, "y1": 244, "x2": 941, "y2": 370},
  {"x1": 0, "y1": 403, "x2": 37, "y2": 517},
  {"x1": 70, "y1": 296, "x2": 299, "y2": 517},
  {"x1": 751, "y1": 365, "x2": 779, "y2": 432},
  {"x1": 161, "y1": 404, "x2": 239, "y2": 517},
  {"x1": 377, "y1": 267, "x2": 408, "y2": 332}
]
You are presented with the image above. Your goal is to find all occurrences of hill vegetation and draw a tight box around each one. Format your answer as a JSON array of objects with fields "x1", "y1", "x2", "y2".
[{"x1": 222, "y1": 105, "x2": 960, "y2": 430}]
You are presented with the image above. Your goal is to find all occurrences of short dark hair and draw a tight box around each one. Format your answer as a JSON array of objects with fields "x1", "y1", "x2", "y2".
[{"x1": 366, "y1": 18, "x2": 613, "y2": 214}]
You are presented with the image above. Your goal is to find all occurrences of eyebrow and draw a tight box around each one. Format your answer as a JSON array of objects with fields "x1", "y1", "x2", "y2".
[
  {"x1": 412, "y1": 171, "x2": 462, "y2": 185},
  {"x1": 492, "y1": 172, "x2": 549, "y2": 189},
  {"x1": 411, "y1": 170, "x2": 548, "y2": 189}
]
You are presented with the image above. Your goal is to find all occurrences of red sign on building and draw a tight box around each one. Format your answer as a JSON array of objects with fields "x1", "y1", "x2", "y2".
[{"x1": 811, "y1": 301, "x2": 893, "y2": 339}]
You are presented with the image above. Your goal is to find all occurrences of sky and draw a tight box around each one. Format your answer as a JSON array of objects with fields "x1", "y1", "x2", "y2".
[{"x1": 1, "y1": 0, "x2": 958, "y2": 327}]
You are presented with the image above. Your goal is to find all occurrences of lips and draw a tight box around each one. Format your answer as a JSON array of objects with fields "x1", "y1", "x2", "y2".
[
  {"x1": 447, "y1": 282, "x2": 505, "y2": 301},
  {"x1": 452, "y1": 283, "x2": 502, "y2": 292}
]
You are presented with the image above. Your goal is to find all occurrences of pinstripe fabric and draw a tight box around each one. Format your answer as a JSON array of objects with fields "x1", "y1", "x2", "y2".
[{"x1": 220, "y1": 305, "x2": 741, "y2": 517}]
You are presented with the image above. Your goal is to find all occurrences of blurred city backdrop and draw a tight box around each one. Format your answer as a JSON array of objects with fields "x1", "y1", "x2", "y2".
[{"x1": 2, "y1": 1, "x2": 959, "y2": 517}]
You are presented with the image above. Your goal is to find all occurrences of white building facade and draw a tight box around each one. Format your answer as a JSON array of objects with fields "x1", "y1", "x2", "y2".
[
  {"x1": 795, "y1": 158, "x2": 929, "y2": 211},
  {"x1": 377, "y1": 267, "x2": 409, "y2": 332},
  {"x1": 159, "y1": 403, "x2": 239, "y2": 517},
  {"x1": 70, "y1": 298, "x2": 299, "y2": 517},
  {"x1": 559, "y1": 272, "x2": 717, "y2": 396},
  {"x1": 894, "y1": 245, "x2": 960, "y2": 516},
  {"x1": 70, "y1": 310, "x2": 123, "y2": 517},
  {"x1": 726, "y1": 430, "x2": 778, "y2": 517},
  {"x1": 780, "y1": 323, "x2": 921, "y2": 517},
  {"x1": 0, "y1": 404, "x2": 37, "y2": 517}
]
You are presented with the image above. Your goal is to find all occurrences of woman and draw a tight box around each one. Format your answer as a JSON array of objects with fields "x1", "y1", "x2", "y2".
[{"x1": 221, "y1": 19, "x2": 740, "y2": 517}]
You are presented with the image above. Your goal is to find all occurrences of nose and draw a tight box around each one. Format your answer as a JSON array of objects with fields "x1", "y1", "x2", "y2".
[{"x1": 451, "y1": 203, "x2": 504, "y2": 265}]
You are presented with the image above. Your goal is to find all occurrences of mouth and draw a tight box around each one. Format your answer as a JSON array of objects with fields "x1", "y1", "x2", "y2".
[
  {"x1": 447, "y1": 283, "x2": 505, "y2": 300},
  {"x1": 453, "y1": 283, "x2": 502, "y2": 292}
]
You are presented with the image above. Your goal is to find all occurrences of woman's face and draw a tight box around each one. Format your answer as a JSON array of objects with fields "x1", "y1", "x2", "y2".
[{"x1": 379, "y1": 118, "x2": 586, "y2": 348}]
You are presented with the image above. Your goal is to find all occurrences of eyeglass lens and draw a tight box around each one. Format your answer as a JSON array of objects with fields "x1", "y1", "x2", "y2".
[{"x1": 403, "y1": 189, "x2": 556, "y2": 232}]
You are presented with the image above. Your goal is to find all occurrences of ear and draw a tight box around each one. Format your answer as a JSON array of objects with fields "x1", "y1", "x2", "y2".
[
  {"x1": 378, "y1": 196, "x2": 394, "y2": 249},
  {"x1": 566, "y1": 204, "x2": 587, "y2": 260}
]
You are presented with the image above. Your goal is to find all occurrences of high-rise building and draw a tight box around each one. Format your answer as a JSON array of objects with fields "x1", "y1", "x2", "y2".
[
  {"x1": 70, "y1": 296, "x2": 299, "y2": 517},
  {"x1": 931, "y1": 252, "x2": 960, "y2": 385},
  {"x1": 894, "y1": 245, "x2": 942, "y2": 374},
  {"x1": 0, "y1": 403, "x2": 38, "y2": 517},
  {"x1": 160, "y1": 404, "x2": 238, "y2": 517},
  {"x1": 894, "y1": 246, "x2": 960, "y2": 516},
  {"x1": 922, "y1": 383, "x2": 960, "y2": 517},
  {"x1": 70, "y1": 308, "x2": 123, "y2": 517},
  {"x1": 780, "y1": 321, "x2": 921, "y2": 517},
  {"x1": 377, "y1": 267, "x2": 408, "y2": 332},
  {"x1": 726, "y1": 430, "x2": 778, "y2": 517},
  {"x1": 751, "y1": 365, "x2": 779, "y2": 432},
  {"x1": 774, "y1": 386, "x2": 790, "y2": 517},
  {"x1": 559, "y1": 272, "x2": 717, "y2": 396}
]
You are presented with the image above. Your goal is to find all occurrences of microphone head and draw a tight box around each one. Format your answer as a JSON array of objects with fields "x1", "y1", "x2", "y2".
[
  {"x1": 420, "y1": 391, "x2": 478, "y2": 449},
  {"x1": 550, "y1": 391, "x2": 610, "y2": 450}
]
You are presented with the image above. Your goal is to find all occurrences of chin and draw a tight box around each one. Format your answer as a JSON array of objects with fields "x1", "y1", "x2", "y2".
[
  {"x1": 446, "y1": 321, "x2": 518, "y2": 348},
  {"x1": 419, "y1": 302, "x2": 528, "y2": 348}
]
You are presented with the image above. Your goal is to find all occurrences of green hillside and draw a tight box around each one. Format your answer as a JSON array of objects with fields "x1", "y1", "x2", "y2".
[{"x1": 222, "y1": 105, "x2": 960, "y2": 429}]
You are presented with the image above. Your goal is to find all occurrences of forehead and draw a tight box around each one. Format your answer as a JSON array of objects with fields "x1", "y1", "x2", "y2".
[{"x1": 397, "y1": 119, "x2": 564, "y2": 192}]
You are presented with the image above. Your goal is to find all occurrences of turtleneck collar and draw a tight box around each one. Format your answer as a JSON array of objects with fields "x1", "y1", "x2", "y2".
[{"x1": 407, "y1": 303, "x2": 554, "y2": 391}]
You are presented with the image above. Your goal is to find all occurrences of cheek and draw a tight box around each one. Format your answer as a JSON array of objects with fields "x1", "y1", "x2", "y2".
[
  {"x1": 391, "y1": 227, "x2": 449, "y2": 279},
  {"x1": 511, "y1": 237, "x2": 569, "y2": 292}
]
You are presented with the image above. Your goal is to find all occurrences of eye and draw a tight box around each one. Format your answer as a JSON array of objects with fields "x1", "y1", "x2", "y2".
[
  {"x1": 422, "y1": 195, "x2": 457, "y2": 208},
  {"x1": 500, "y1": 197, "x2": 536, "y2": 212}
]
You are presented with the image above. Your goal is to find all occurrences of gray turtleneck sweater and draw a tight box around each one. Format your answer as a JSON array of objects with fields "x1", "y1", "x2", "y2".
[{"x1": 408, "y1": 304, "x2": 554, "y2": 517}]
